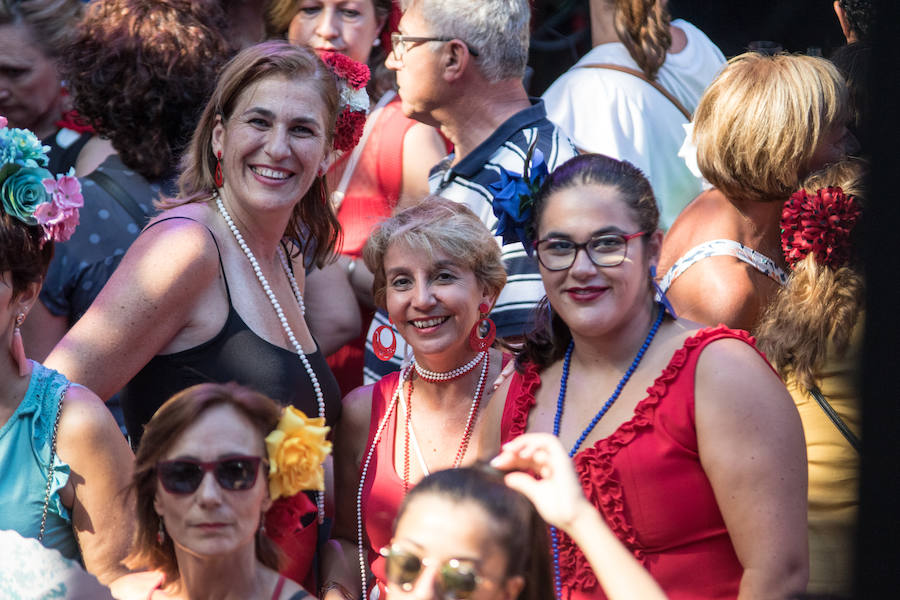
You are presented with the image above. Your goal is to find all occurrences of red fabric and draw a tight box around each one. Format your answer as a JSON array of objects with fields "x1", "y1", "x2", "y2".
[
  {"x1": 363, "y1": 355, "x2": 514, "y2": 594},
  {"x1": 502, "y1": 326, "x2": 762, "y2": 600},
  {"x1": 265, "y1": 492, "x2": 319, "y2": 591},
  {"x1": 327, "y1": 303, "x2": 373, "y2": 396},
  {"x1": 333, "y1": 97, "x2": 415, "y2": 258}
]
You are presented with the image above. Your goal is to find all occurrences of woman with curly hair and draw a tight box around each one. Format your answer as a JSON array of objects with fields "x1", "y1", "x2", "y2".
[
  {"x1": 23, "y1": 0, "x2": 236, "y2": 361},
  {"x1": 757, "y1": 158, "x2": 866, "y2": 598},
  {"x1": 542, "y1": 0, "x2": 725, "y2": 228}
]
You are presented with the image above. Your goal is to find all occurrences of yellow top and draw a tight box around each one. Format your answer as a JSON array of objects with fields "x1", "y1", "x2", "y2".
[{"x1": 785, "y1": 318, "x2": 862, "y2": 597}]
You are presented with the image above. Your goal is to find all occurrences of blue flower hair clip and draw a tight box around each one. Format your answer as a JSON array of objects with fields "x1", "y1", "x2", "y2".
[{"x1": 488, "y1": 137, "x2": 548, "y2": 256}]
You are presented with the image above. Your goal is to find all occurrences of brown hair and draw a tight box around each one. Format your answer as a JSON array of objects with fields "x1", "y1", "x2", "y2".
[
  {"x1": 0, "y1": 214, "x2": 54, "y2": 300},
  {"x1": 693, "y1": 52, "x2": 849, "y2": 204},
  {"x1": 398, "y1": 465, "x2": 554, "y2": 600},
  {"x1": 0, "y1": 0, "x2": 83, "y2": 57},
  {"x1": 362, "y1": 196, "x2": 506, "y2": 310},
  {"x1": 125, "y1": 382, "x2": 282, "y2": 584},
  {"x1": 61, "y1": 0, "x2": 234, "y2": 179},
  {"x1": 609, "y1": 0, "x2": 672, "y2": 80},
  {"x1": 756, "y1": 158, "x2": 866, "y2": 390},
  {"x1": 171, "y1": 40, "x2": 341, "y2": 267},
  {"x1": 518, "y1": 153, "x2": 658, "y2": 370}
]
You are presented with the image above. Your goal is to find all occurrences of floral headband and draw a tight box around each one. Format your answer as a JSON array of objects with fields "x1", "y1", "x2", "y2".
[
  {"x1": 317, "y1": 51, "x2": 370, "y2": 154},
  {"x1": 265, "y1": 405, "x2": 332, "y2": 500},
  {"x1": 781, "y1": 186, "x2": 861, "y2": 269},
  {"x1": 488, "y1": 137, "x2": 549, "y2": 255},
  {"x1": 0, "y1": 115, "x2": 83, "y2": 246}
]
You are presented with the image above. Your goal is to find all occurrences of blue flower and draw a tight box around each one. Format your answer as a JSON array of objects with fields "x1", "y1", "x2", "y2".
[
  {"x1": 0, "y1": 164, "x2": 53, "y2": 225},
  {"x1": 488, "y1": 147, "x2": 548, "y2": 255},
  {"x1": 0, "y1": 125, "x2": 50, "y2": 168}
]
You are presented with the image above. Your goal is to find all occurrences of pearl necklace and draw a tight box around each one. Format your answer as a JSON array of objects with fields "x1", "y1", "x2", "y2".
[
  {"x1": 214, "y1": 191, "x2": 325, "y2": 523},
  {"x1": 413, "y1": 350, "x2": 486, "y2": 382},
  {"x1": 549, "y1": 306, "x2": 665, "y2": 599},
  {"x1": 355, "y1": 351, "x2": 490, "y2": 594}
]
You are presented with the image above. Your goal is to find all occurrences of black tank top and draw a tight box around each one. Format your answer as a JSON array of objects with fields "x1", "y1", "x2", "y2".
[{"x1": 120, "y1": 217, "x2": 342, "y2": 447}]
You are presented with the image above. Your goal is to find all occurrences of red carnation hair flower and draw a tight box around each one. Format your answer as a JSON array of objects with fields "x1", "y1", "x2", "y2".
[
  {"x1": 318, "y1": 50, "x2": 370, "y2": 90},
  {"x1": 781, "y1": 186, "x2": 861, "y2": 269},
  {"x1": 333, "y1": 107, "x2": 367, "y2": 155}
]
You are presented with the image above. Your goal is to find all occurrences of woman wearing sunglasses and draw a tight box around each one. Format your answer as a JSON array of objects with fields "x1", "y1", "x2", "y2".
[
  {"x1": 110, "y1": 383, "x2": 313, "y2": 600},
  {"x1": 320, "y1": 198, "x2": 511, "y2": 600},
  {"x1": 495, "y1": 154, "x2": 809, "y2": 599}
]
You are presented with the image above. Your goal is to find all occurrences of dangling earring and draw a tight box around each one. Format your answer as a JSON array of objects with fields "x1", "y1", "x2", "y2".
[
  {"x1": 157, "y1": 517, "x2": 166, "y2": 545},
  {"x1": 469, "y1": 303, "x2": 496, "y2": 352},
  {"x1": 11, "y1": 313, "x2": 28, "y2": 377},
  {"x1": 214, "y1": 150, "x2": 224, "y2": 187},
  {"x1": 372, "y1": 37, "x2": 381, "y2": 47},
  {"x1": 372, "y1": 320, "x2": 397, "y2": 361},
  {"x1": 650, "y1": 265, "x2": 676, "y2": 318}
]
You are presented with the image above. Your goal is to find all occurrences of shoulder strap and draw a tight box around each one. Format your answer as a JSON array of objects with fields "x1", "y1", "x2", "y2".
[
  {"x1": 270, "y1": 575, "x2": 287, "y2": 600},
  {"x1": 87, "y1": 169, "x2": 150, "y2": 228},
  {"x1": 578, "y1": 63, "x2": 692, "y2": 121},
  {"x1": 809, "y1": 386, "x2": 861, "y2": 453},
  {"x1": 143, "y1": 216, "x2": 232, "y2": 305}
]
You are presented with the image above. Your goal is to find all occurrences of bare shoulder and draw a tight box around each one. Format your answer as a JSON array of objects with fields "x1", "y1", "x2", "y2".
[
  {"x1": 694, "y1": 336, "x2": 789, "y2": 411},
  {"x1": 57, "y1": 385, "x2": 125, "y2": 445},
  {"x1": 659, "y1": 189, "x2": 737, "y2": 271},
  {"x1": 341, "y1": 383, "x2": 375, "y2": 433},
  {"x1": 665, "y1": 256, "x2": 760, "y2": 329}
]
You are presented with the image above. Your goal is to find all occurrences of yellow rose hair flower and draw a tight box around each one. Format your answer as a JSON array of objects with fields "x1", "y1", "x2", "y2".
[{"x1": 265, "y1": 406, "x2": 332, "y2": 500}]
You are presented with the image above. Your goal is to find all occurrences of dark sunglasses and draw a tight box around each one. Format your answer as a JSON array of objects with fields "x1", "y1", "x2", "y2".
[
  {"x1": 156, "y1": 456, "x2": 263, "y2": 494},
  {"x1": 380, "y1": 545, "x2": 484, "y2": 599}
]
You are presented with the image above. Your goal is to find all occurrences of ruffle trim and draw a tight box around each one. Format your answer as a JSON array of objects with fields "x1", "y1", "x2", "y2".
[
  {"x1": 27, "y1": 363, "x2": 73, "y2": 524},
  {"x1": 556, "y1": 325, "x2": 756, "y2": 596},
  {"x1": 504, "y1": 363, "x2": 542, "y2": 439}
]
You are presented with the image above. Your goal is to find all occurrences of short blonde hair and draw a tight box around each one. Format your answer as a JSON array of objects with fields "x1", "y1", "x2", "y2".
[
  {"x1": 694, "y1": 52, "x2": 848, "y2": 203},
  {"x1": 363, "y1": 197, "x2": 506, "y2": 310}
]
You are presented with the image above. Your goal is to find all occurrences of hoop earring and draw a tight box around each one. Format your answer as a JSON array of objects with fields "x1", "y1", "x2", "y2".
[
  {"x1": 11, "y1": 313, "x2": 28, "y2": 377},
  {"x1": 214, "y1": 150, "x2": 224, "y2": 187},
  {"x1": 157, "y1": 517, "x2": 166, "y2": 545},
  {"x1": 469, "y1": 303, "x2": 496, "y2": 352},
  {"x1": 372, "y1": 322, "x2": 397, "y2": 361}
]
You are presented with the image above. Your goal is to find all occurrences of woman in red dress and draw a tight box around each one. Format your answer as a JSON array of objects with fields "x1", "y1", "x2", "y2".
[{"x1": 497, "y1": 154, "x2": 808, "y2": 600}]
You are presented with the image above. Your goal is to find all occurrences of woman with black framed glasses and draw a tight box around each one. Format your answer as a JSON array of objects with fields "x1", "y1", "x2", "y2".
[
  {"x1": 495, "y1": 154, "x2": 809, "y2": 599},
  {"x1": 110, "y1": 383, "x2": 313, "y2": 600}
]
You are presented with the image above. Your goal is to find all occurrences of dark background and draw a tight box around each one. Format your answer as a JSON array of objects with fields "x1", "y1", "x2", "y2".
[{"x1": 527, "y1": 0, "x2": 847, "y2": 95}]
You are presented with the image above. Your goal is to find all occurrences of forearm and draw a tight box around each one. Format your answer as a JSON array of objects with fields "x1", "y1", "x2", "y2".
[
  {"x1": 320, "y1": 537, "x2": 363, "y2": 600},
  {"x1": 737, "y1": 563, "x2": 808, "y2": 600},
  {"x1": 563, "y1": 504, "x2": 666, "y2": 600}
]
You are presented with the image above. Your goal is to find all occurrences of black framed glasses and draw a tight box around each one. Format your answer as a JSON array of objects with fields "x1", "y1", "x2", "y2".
[
  {"x1": 156, "y1": 456, "x2": 264, "y2": 494},
  {"x1": 390, "y1": 33, "x2": 479, "y2": 62},
  {"x1": 534, "y1": 231, "x2": 647, "y2": 271},
  {"x1": 380, "y1": 545, "x2": 485, "y2": 599}
]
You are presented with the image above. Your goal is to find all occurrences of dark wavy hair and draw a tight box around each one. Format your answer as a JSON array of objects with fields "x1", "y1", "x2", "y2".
[
  {"x1": 172, "y1": 41, "x2": 341, "y2": 267},
  {"x1": 60, "y1": 0, "x2": 235, "y2": 180},
  {"x1": 838, "y1": 0, "x2": 875, "y2": 42},
  {"x1": 0, "y1": 214, "x2": 54, "y2": 299},
  {"x1": 397, "y1": 465, "x2": 554, "y2": 600},
  {"x1": 125, "y1": 383, "x2": 282, "y2": 586},
  {"x1": 517, "y1": 154, "x2": 658, "y2": 371}
]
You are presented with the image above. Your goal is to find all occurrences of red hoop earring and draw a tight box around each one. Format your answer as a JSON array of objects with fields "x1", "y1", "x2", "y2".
[
  {"x1": 214, "y1": 151, "x2": 224, "y2": 187},
  {"x1": 372, "y1": 323, "x2": 397, "y2": 361},
  {"x1": 469, "y1": 303, "x2": 496, "y2": 352}
]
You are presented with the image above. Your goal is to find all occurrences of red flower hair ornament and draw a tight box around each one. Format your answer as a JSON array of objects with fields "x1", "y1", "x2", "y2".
[
  {"x1": 781, "y1": 186, "x2": 861, "y2": 269},
  {"x1": 317, "y1": 50, "x2": 370, "y2": 154}
]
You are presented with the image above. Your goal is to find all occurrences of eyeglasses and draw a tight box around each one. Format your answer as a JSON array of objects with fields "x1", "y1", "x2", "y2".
[
  {"x1": 534, "y1": 231, "x2": 647, "y2": 271},
  {"x1": 390, "y1": 33, "x2": 479, "y2": 62},
  {"x1": 380, "y1": 545, "x2": 485, "y2": 599},
  {"x1": 156, "y1": 456, "x2": 264, "y2": 494}
]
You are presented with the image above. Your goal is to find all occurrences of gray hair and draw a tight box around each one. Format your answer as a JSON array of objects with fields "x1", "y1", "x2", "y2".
[{"x1": 404, "y1": 0, "x2": 530, "y2": 82}]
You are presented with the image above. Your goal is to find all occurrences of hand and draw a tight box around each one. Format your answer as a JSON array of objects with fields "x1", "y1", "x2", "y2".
[
  {"x1": 490, "y1": 433, "x2": 592, "y2": 531},
  {"x1": 490, "y1": 359, "x2": 516, "y2": 392}
]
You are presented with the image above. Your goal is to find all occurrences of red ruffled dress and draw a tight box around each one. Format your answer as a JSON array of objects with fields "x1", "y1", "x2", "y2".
[{"x1": 502, "y1": 326, "x2": 763, "y2": 600}]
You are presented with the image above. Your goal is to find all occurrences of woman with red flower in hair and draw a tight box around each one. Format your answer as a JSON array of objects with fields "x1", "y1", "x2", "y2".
[
  {"x1": 757, "y1": 158, "x2": 866, "y2": 599},
  {"x1": 275, "y1": 0, "x2": 449, "y2": 393}
]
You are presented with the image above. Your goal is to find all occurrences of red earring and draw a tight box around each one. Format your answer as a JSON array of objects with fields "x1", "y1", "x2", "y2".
[
  {"x1": 214, "y1": 151, "x2": 224, "y2": 187},
  {"x1": 372, "y1": 322, "x2": 397, "y2": 361},
  {"x1": 469, "y1": 303, "x2": 496, "y2": 352}
]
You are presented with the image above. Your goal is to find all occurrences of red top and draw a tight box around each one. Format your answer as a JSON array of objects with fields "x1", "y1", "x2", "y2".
[
  {"x1": 333, "y1": 97, "x2": 415, "y2": 258},
  {"x1": 502, "y1": 326, "x2": 766, "y2": 600},
  {"x1": 362, "y1": 356, "x2": 512, "y2": 593}
]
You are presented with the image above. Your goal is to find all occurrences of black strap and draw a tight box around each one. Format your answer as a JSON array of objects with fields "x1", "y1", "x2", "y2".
[
  {"x1": 809, "y1": 386, "x2": 861, "y2": 453},
  {"x1": 87, "y1": 169, "x2": 150, "y2": 228}
]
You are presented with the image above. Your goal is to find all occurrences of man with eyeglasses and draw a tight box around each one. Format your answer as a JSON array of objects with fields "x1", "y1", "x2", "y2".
[{"x1": 363, "y1": 0, "x2": 577, "y2": 384}]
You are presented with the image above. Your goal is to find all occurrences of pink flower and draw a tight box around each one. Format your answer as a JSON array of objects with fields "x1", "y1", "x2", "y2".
[
  {"x1": 35, "y1": 173, "x2": 83, "y2": 244},
  {"x1": 0, "y1": 115, "x2": 7, "y2": 129},
  {"x1": 42, "y1": 173, "x2": 84, "y2": 210}
]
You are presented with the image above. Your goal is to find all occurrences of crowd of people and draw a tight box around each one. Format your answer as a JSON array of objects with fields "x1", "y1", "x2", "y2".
[{"x1": 0, "y1": 0, "x2": 871, "y2": 599}]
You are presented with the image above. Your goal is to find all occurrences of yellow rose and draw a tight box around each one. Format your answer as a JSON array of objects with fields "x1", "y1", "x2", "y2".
[{"x1": 265, "y1": 406, "x2": 332, "y2": 500}]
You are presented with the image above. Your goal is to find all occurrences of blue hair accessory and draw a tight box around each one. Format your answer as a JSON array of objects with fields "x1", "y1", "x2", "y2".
[{"x1": 488, "y1": 138, "x2": 548, "y2": 256}]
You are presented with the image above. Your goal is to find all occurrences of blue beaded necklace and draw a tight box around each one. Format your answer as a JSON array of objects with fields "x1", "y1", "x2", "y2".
[{"x1": 550, "y1": 305, "x2": 665, "y2": 599}]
